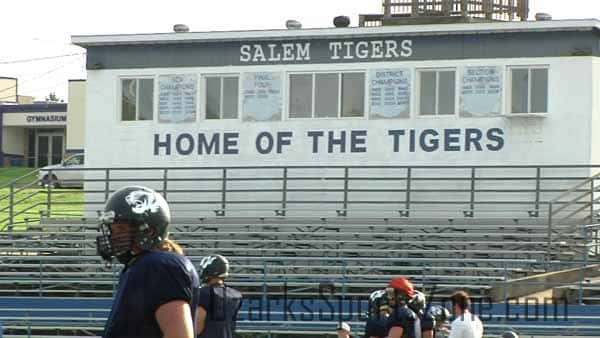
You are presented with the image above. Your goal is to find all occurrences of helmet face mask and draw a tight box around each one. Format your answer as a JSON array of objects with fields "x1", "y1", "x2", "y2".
[
  {"x1": 408, "y1": 290, "x2": 427, "y2": 312},
  {"x1": 385, "y1": 287, "x2": 410, "y2": 307},
  {"x1": 96, "y1": 186, "x2": 171, "y2": 264}
]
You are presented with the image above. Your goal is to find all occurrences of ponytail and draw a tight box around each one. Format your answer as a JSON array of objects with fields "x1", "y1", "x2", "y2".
[{"x1": 157, "y1": 239, "x2": 184, "y2": 255}]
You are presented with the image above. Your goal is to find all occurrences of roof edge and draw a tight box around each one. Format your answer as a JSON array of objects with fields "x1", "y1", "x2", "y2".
[{"x1": 72, "y1": 19, "x2": 600, "y2": 47}]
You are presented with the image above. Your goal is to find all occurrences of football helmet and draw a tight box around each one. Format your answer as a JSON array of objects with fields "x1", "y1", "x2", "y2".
[
  {"x1": 388, "y1": 276, "x2": 415, "y2": 297},
  {"x1": 96, "y1": 186, "x2": 171, "y2": 264},
  {"x1": 386, "y1": 276, "x2": 415, "y2": 306},
  {"x1": 408, "y1": 290, "x2": 427, "y2": 312},
  {"x1": 368, "y1": 289, "x2": 390, "y2": 316},
  {"x1": 198, "y1": 254, "x2": 230, "y2": 282},
  {"x1": 428, "y1": 305, "x2": 451, "y2": 323}
]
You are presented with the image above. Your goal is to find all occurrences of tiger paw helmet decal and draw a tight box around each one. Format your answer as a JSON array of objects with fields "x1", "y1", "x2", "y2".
[{"x1": 126, "y1": 190, "x2": 160, "y2": 214}]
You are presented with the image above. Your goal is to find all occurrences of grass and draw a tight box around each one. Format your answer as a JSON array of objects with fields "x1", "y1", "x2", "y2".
[
  {"x1": 0, "y1": 168, "x2": 85, "y2": 230},
  {"x1": 0, "y1": 167, "x2": 38, "y2": 186}
]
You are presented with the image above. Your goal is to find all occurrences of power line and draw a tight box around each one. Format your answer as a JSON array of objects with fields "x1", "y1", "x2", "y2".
[
  {"x1": 0, "y1": 54, "x2": 85, "y2": 100},
  {"x1": 0, "y1": 53, "x2": 85, "y2": 65},
  {"x1": 0, "y1": 77, "x2": 71, "y2": 102}
]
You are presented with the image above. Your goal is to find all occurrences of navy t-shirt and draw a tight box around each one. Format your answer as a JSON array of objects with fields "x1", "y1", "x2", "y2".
[
  {"x1": 197, "y1": 284, "x2": 243, "y2": 338},
  {"x1": 364, "y1": 314, "x2": 389, "y2": 338},
  {"x1": 103, "y1": 251, "x2": 200, "y2": 338},
  {"x1": 387, "y1": 306, "x2": 418, "y2": 338},
  {"x1": 386, "y1": 306, "x2": 434, "y2": 338}
]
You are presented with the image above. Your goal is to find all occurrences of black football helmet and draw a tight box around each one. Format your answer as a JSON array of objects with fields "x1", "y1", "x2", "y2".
[
  {"x1": 428, "y1": 305, "x2": 451, "y2": 324},
  {"x1": 198, "y1": 254, "x2": 230, "y2": 282},
  {"x1": 408, "y1": 290, "x2": 427, "y2": 312},
  {"x1": 96, "y1": 186, "x2": 171, "y2": 264},
  {"x1": 368, "y1": 289, "x2": 389, "y2": 317}
]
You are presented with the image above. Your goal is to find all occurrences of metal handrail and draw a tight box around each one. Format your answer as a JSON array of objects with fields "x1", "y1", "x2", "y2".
[
  {"x1": 549, "y1": 172, "x2": 600, "y2": 205},
  {"x1": 3, "y1": 165, "x2": 600, "y2": 231},
  {"x1": 546, "y1": 172, "x2": 600, "y2": 261}
]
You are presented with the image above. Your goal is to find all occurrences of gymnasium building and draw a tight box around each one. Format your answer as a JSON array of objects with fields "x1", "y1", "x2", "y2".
[{"x1": 0, "y1": 79, "x2": 86, "y2": 167}]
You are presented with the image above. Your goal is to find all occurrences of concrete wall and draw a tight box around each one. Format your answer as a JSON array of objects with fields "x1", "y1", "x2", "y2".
[{"x1": 66, "y1": 80, "x2": 86, "y2": 153}]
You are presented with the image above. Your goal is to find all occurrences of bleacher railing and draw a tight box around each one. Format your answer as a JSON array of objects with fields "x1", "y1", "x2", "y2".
[
  {"x1": 548, "y1": 172, "x2": 600, "y2": 261},
  {"x1": 1, "y1": 165, "x2": 599, "y2": 230}
]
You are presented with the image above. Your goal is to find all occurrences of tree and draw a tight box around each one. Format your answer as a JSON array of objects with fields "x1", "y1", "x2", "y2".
[{"x1": 45, "y1": 92, "x2": 63, "y2": 102}]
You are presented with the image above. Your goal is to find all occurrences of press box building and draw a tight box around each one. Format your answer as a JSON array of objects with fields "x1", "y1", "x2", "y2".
[{"x1": 71, "y1": 0, "x2": 600, "y2": 217}]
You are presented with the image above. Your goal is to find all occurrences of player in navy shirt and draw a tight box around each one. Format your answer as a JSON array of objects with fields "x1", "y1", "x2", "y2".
[
  {"x1": 196, "y1": 254, "x2": 243, "y2": 338},
  {"x1": 96, "y1": 186, "x2": 200, "y2": 338},
  {"x1": 364, "y1": 289, "x2": 390, "y2": 338},
  {"x1": 386, "y1": 277, "x2": 434, "y2": 338}
]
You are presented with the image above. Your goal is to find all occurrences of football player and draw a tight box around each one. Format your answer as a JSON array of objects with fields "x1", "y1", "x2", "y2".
[
  {"x1": 196, "y1": 254, "x2": 243, "y2": 338},
  {"x1": 427, "y1": 305, "x2": 451, "y2": 338},
  {"x1": 96, "y1": 186, "x2": 200, "y2": 338},
  {"x1": 364, "y1": 289, "x2": 390, "y2": 338},
  {"x1": 386, "y1": 277, "x2": 434, "y2": 338}
]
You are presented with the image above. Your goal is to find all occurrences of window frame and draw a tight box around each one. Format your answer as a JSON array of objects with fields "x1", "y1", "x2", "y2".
[
  {"x1": 118, "y1": 76, "x2": 155, "y2": 122},
  {"x1": 287, "y1": 71, "x2": 366, "y2": 119},
  {"x1": 507, "y1": 65, "x2": 549, "y2": 114},
  {"x1": 416, "y1": 68, "x2": 457, "y2": 118},
  {"x1": 203, "y1": 74, "x2": 240, "y2": 120}
]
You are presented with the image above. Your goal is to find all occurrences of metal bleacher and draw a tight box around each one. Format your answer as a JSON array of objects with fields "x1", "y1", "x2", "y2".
[{"x1": 1, "y1": 165, "x2": 600, "y2": 337}]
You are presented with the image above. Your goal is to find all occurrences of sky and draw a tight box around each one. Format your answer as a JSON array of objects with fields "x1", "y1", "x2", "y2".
[{"x1": 0, "y1": 0, "x2": 598, "y2": 102}]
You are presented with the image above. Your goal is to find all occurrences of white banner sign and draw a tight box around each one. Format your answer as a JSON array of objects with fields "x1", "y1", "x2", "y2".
[
  {"x1": 460, "y1": 66, "x2": 503, "y2": 117},
  {"x1": 158, "y1": 74, "x2": 197, "y2": 123},
  {"x1": 3, "y1": 113, "x2": 67, "y2": 126},
  {"x1": 369, "y1": 69, "x2": 411, "y2": 119},
  {"x1": 242, "y1": 72, "x2": 282, "y2": 122}
]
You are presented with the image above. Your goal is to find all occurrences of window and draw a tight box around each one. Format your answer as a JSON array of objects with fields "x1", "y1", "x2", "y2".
[
  {"x1": 206, "y1": 76, "x2": 239, "y2": 119},
  {"x1": 510, "y1": 67, "x2": 548, "y2": 113},
  {"x1": 63, "y1": 154, "x2": 84, "y2": 166},
  {"x1": 418, "y1": 69, "x2": 456, "y2": 116},
  {"x1": 342, "y1": 73, "x2": 365, "y2": 117},
  {"x1": 121, "y1": 78, "x2": 154, "y2": 121},
  {"x1": 288, "y1": 72, "x2": 365, "y2": 118}
]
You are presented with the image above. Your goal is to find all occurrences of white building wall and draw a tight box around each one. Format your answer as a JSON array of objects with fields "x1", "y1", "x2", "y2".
[
  {"x1": 81, "y1": 56, "x2": 597, "y2": 218},
  {"x1": 85, "y1": 57, "x2": 594, "y2": 168},
  {"x1": 591, "y1": 59, "x2": 600, "y2": 170}
]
